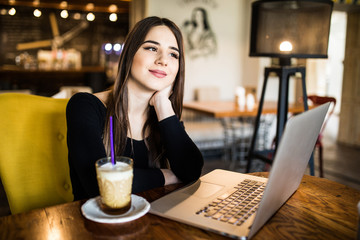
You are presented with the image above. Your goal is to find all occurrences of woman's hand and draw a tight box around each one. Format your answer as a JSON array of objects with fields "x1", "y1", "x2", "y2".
[
  {"x1": 160, "y1": 169, "x2": 181, "y2": 185},
  {"x1": 149, "y1": 85, "x2": 175, "y2": 121}
]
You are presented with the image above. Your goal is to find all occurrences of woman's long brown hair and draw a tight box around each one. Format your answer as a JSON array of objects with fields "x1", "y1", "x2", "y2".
[{"x1": 103, "y1": 16, "x2": 185, "y2": 168}]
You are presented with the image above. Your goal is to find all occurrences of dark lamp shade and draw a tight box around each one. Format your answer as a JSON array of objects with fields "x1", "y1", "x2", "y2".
[{"x1": 249, "y1": 0, "x2": 334, "y2": 59}]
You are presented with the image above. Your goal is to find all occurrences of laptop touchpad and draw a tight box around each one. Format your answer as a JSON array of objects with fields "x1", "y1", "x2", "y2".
[{"x1": 181, "y1": 181, "x2": 224, "y2": 198}]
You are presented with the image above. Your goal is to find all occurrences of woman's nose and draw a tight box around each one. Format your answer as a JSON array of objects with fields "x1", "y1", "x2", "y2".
[{"x1": 155, "y1": 52, "x2": 168, "y2": 66}]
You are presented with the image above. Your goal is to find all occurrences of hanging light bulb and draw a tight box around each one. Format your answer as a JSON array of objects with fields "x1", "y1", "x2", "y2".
[
  {"x1": 33, "y1": 0, "x2": 40, "y2": 7},
  {"x1": 60, "y1": 1, "x2": 68, "y2": 8},
  {"x1": 113, "y1": 43, "x2": 122, "y2": 54},
  {"x1": 108, "y1": 4, "x2": 118, "y2": 12},
  {"x1": 1, "y1": 9, "x2": 7, "y2": 15},
  {"x1": 8, "y1": 7, "x2": 16, "y2": 15},
  {"x1": 86, "y1": 12, "x2": 95, "y2": 21},
  {"x1": 73, "y1": 12, "x2": 81, "y2": 20},
  {"x1": 104, "y1": 43, "x2": 112, "y2": 51},
  {"x1": 109, "y1": 13, "x2": 117, "y2": 22},
  {"x1": 33, "y1": 9, "x2": 42, "y2": 17},
  {"x1": 86, "y1": 3, "x2": 94, "y2": 11},
  {"x1": 60, "y1": 9, "x2": 68, "y2": 18}
]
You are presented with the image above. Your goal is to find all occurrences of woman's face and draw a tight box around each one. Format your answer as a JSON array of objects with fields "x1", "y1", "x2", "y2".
[
  {"x1": 128, "y1": 25, "x2": 180, "y2": 94},
  {"x1": 194, "y1": 10, "x2": 204, "y2": 23}
]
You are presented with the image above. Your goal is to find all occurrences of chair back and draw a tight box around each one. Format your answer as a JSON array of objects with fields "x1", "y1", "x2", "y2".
[
  {"x1": 307, "y1": 95, "x2": 336, "y2": 135},
  {"x1": 0, "y1": 93, "x2": 73, "y2": 214}
]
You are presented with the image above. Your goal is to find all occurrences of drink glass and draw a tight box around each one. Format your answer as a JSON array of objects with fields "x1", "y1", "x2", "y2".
[{"x1": 95, "y1": 156, "x2": 133, "y2": 215}]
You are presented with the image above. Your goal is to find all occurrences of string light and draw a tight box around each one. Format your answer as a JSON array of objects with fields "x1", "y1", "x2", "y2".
[{"x1": 4, "y1": 2, "x2": 123, "y2": 22}]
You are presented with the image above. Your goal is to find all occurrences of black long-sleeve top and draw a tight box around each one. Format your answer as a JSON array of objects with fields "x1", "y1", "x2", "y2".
[{"x1": 66, "y1": 93, "x2": 204, "y2": 201}]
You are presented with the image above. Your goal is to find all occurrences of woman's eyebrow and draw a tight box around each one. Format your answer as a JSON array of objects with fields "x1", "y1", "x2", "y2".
[{"x1": 143, "y1": 40, "x2": 179, "y2": 53}]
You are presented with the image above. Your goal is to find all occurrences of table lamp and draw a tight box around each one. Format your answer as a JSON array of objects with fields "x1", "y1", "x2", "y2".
[
  {"x1": 247, "y1": 0, "x2": 333, "y2": 175},
  {"x1": 250, "y1": 0, "x2": 333, "y2": 65}
]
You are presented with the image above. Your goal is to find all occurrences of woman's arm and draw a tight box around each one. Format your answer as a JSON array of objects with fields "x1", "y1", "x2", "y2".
[
  {"x1": 150, "y1": 86, "x2": 204, "y2": 184},
  {"x1": 160, "y1": 169, "x2": 181, "y2": 185},
  {"x1": 158, "y1": 116, "x2": 204, "y2": 184},
  {"x1": 66, "y1": 93, "x2": 107, "y2": 200}
]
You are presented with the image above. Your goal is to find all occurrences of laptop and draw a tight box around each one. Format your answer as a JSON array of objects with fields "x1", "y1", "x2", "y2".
[{"x1": 150, "y1": 102, "x2": 330, "y2": 239}]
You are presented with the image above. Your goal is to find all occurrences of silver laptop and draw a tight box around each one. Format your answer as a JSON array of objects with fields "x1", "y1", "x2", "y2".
[{"x1": 150, "y1": 102, "x2": 330, "y2": 239}]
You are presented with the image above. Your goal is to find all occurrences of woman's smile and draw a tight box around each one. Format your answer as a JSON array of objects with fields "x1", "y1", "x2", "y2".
[{"x1": 149, "y1": 69, "x2": 167, "y2": 78}]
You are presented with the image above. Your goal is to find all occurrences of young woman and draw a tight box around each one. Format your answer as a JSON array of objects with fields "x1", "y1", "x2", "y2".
[{"x1": 66, "y1": 16, "x2": 204, "y2": 201}]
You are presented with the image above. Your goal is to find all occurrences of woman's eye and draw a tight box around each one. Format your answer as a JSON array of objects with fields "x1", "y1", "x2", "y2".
[
  {"x1": 170, "y1": 53, "x2": 179, "y2": 59},
  {"x1": 145, "y1": 46, "x2": 157, "y2": 52}
]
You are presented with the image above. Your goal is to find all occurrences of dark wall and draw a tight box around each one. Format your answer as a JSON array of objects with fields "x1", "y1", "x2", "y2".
[{"x1": 0, "y1": 5, "x2": 129, "y2": 66}]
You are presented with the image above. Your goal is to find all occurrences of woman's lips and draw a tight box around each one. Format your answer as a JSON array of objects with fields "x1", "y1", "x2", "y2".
[{"x1": 149, "y1": 69, "x2": 167, "y2": 78}]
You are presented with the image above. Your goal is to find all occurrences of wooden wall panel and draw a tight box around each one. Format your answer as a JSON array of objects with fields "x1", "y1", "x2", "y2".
[{"x1": 338, "y1": 11, "x2": 360, "y2": 146}]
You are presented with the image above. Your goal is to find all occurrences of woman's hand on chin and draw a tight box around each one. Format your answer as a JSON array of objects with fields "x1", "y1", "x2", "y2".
[
  {"x1": 149, "y1": 85, "x2": 175, "y2": 121},
  {"x1": 149, "y1": 85, "x2": 172, "y2": 106}
]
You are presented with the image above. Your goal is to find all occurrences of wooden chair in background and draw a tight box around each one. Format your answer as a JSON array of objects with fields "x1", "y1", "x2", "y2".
[{"x1": 307, "y1": 95, "x2": 337, "y2": 177}]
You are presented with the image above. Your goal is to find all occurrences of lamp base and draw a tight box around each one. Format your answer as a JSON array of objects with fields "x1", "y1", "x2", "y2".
[{"x1": 279, "y1": 57, "x2": 291, "y2": 66}]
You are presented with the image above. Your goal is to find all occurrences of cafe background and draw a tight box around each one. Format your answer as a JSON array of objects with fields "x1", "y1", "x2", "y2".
[{"x1": 0, "y1": 0, "x2": 359, "y2": 147}]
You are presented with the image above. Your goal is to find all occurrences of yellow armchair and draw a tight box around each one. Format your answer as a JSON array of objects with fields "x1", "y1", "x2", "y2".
[{"x1": 0, "y1": 93, "x2": 73, "y2": 214}]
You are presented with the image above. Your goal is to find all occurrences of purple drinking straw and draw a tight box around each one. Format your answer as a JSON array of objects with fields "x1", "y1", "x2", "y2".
[{"x1": 110, "y1": 116, "x2": 115, "y2": 165}]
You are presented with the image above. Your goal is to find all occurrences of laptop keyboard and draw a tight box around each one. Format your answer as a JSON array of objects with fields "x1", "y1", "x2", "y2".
[{"x1": 195, "y1": 179, "x2": 266, "y2": 226}]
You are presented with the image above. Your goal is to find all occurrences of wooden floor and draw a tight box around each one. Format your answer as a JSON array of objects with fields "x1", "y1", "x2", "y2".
[{"x1": 1, "y1": 116, "x2": 359, "y2": 217}]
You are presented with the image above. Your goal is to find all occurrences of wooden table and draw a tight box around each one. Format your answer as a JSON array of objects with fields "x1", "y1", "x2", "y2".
[
  {"x1": 183, "y1": 100, "x2": 309, "y2": 118},
  {"x1": 1, "y1": 172, "x2": 359, "y2": 240},
  {"x1": 183, "y1": 101, "x2": 312, "y2": 166}
]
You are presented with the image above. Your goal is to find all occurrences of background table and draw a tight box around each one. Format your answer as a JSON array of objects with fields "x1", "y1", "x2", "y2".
[
  {"x1": 183, "y1": 101, "x2": 312, "y2": 169},
  {"x1": 0, "y1": 172, "x2": 359, "y2": 240},
  {"x1": 183, "y1": 101, "x2": 309, "y2": 118}
]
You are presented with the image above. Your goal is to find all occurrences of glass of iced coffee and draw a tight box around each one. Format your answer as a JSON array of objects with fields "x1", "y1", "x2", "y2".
[{"x1": 95, "y1": 156, "x2": 133, "y2": 215}]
